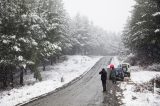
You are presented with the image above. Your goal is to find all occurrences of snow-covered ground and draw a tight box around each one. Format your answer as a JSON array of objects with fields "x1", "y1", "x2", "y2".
[
  {"x1": 0, "y1": 55, "x2": 101, "y2": 106},
  {"x1": 120, "y1": 67, "x2": 160, "y2": 106},
  {"x1": 112, "y1": 56, "x2": 160, "y2": 106}
]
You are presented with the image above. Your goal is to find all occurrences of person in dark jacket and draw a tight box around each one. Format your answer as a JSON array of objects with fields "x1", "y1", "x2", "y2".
[
  {"x1": 110, "y1": 66, "x2": 116, "y2": 84},
  {"x1": 99, "y1": 68, "x2": 107, "y2": 92}
]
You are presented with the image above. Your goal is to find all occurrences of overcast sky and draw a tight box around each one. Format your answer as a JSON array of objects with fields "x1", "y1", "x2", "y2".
[{"x1": 63, "y1": 0, "x2": 135, "y2": 33}]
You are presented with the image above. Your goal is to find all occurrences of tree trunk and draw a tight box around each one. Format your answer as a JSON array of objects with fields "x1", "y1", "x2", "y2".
[
  {"x1": 52, "y1": 57, "x2": 56, "y2": 63},
  {"x1": 43, "y1": 61, "x2": 46, "y2": 71},
  {"x1": 20, "y1": 68, "x2": 24, "y2": 86},
  {"x1": 3, "y1": 66, "x2": 7, "y2": 88},
  {"x1": 10, "y1": 66, "x2": 14, "y2": 88},
  {"x1": 24, "y1": 68, "x2": 27, "y2": 75},
  {"x1": 43, "y1": 65, "x2": 46, "y2": 71},
  {"x1": 51, "y1": 57, "x2": 53, "y2": 65}
]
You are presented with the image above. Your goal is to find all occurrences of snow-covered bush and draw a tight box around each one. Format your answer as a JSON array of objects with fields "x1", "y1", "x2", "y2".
[
  {"x1": 133, "y1": 80, "x2": 154, "y2": 93},
  {"x1": 133, "y1": 76, "x2": 160, "y2": 94},
  {"x1": 122, "y1": 53, "x2": 138, "y2": 66},
  {"x1": 147, "y1": 64, "x2": 160, "y2": 72}
]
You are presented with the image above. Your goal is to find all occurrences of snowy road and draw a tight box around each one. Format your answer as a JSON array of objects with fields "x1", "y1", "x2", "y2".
[{"x1": 22, "y1": 57, "x2": 122, "y2": 106}]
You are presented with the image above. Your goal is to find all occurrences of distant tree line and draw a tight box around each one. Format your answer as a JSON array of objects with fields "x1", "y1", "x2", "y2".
[
  {"x1": 122, "y1": 0, "x2": 160, "y2": 65},
  {"x1": 0, "y1": 0, "x2": 120, "y2": 88}
]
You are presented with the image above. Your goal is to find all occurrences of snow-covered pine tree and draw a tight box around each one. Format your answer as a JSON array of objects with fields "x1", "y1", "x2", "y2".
[
  {"x1": 70, "y1": 14, "x2": 92, "y2": 55},
  {"x1": 0, "y1": 0, "x2": 39, "y2": 87},
  {"x1": 123, "y1": 0, "x2": 160, "y2": 64},
  {"x1": 30, "y1": 0, "x2": 69, "y2": 68},
  {"x1": 68, "y1": 13, "x2": 121, "y2": 55}
]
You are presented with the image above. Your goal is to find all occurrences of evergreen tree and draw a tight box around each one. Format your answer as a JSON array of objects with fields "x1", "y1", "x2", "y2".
[{"x1": 123, "y1": 0, "x2": 160, "y2": 64}]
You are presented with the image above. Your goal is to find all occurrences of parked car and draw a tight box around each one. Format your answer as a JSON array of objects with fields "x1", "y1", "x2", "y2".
[
  {"x1": 115, "y1": 67, "x2": 124, "y2": 81},
  {"x1": 118, "y1": 63, "x2": 130, "y2": 77}
]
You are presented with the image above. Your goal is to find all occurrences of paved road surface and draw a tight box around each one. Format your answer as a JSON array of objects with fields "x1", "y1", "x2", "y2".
[{"x1": 23, "y1": 57, "x2": 122, "y2": 106}]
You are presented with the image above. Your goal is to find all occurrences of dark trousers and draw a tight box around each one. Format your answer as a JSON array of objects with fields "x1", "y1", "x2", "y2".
[
  {"x1": 112, "y1": 77, "x2": 116, "y2": 84},
  {"x1": 102, "y1": 80, "x2": 106, "y2": 91}
]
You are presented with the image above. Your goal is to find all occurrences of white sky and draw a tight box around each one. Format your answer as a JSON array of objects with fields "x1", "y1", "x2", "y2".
[{"x1": 63, "y1": 0, "x2": 135, "y2": 33}]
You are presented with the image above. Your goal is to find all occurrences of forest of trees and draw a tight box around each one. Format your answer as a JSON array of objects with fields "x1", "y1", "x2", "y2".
[
  {"x1": 122, "y1": 0, "x2": 160, "y2": 65},
  {"x1": 0, "y1": 0, "x2": 120, "y2": 88}
]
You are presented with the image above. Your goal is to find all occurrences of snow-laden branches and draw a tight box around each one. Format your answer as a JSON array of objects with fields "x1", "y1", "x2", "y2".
[{"x1": 122, "y1": 0, "x2": 160, "y2": 64}]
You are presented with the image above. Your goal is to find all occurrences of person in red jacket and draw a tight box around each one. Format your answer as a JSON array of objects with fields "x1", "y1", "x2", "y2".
[{"x1": 99, "y1": 68, "x2": 107, "y2": 92}]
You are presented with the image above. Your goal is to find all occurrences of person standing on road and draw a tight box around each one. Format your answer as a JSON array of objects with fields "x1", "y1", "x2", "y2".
[
  {"x1": 110, "y1": 65, "x2": 117, "y2": 84},
  {"x1": 99, "y1": 68, "x2": 107, "y2": 92}
]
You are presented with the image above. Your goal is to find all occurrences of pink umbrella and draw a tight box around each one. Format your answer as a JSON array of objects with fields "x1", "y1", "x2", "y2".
[{"x1": 107, "y1": 64, "x2": 114, "y2": 69}]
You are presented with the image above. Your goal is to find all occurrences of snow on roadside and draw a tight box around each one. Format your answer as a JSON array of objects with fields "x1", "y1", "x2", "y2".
[
  {"x1": 120, "y1": 66, "x2": 160, "y2": 106},
  {"x1": 121, "y1": 82, "x2": 160, "y2": 106},
  {"x1": 0, "y1": 55, "x2": 101, "y2": 106},
  {"x1": 131, "y1": 71, "x2": 160, "y2": 83}
]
